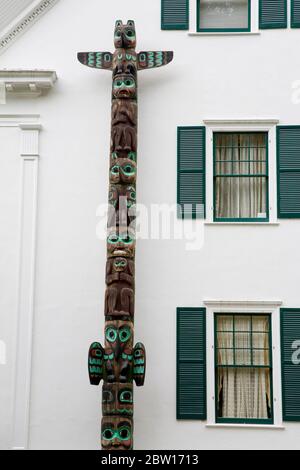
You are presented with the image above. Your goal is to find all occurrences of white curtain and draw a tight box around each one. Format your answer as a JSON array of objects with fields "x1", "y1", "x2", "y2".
[
  {"x1": 215, "y1": 134, "x2": 267, "y2": 219},
  {"x1": 217, "y1": 315, "x2": 270, "y2": 420}
]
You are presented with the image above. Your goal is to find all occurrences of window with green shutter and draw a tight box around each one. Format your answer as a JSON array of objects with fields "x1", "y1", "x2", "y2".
[
  {"x1": 281, "y1": 309, "x2": 300, "y2": 421},
  {"x1": 259, "y1": 0, "x2": 287, "y2": 29},
  {"x1": 177, "y1": 308, "x2": 206, "y2": 420},
  {"x1": 292, "y1": 0, "x2": 300, "y2": 27},
  {"x1": 177, "y1": 126, "x2": 206, "y2": 219},
  {"x1": 277, "y1": 126, "x2": 300, "y2": 218},
  {"x1": 161, "y1": 0, "x2": 189, "y2": 30}
]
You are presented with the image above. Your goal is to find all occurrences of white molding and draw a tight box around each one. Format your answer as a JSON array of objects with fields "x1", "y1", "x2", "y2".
[
  {"x1": 0, "y1": 0, "x2": 60, "y2": 55},
  {"x1": 203, "y1": 300, "x2": 283, "y2": 308},
  {"x1": 203, "y1": 119, "x2": 280, "y2": 126},
  {"x1": 206, "y1": 424, "x2": 285, "y2": 430},
  {"x1": 205, "y1": 300, "x2": 284, "y2": 428},
  {"x1": 3, "y1": 115, "x2": 41, "y2": 450},
  {"x1": 0, "y1": 70, "x2": 57, "y2": 100},
  {"x1": 204, "y1": 119, "x2": 279, "y2": 224}
]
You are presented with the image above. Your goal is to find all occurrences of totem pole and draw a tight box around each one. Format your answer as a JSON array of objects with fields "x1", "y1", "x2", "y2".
[{"x1": 78, "y1": 20, "x2": 173, "y2": 450}]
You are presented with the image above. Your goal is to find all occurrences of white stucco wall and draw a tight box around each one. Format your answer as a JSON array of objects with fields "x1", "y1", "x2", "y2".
[{"x1": 1, "y1": 0, "x2": 300, "y2": 450}]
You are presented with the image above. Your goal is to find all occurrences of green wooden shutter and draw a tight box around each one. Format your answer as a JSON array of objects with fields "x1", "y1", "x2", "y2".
[
  {"x1": 281, "y1": 309, "x2": 300, "y2": 421},
  {"x1": 177, "y1": 126, "x2": 206, "y2": 219},
  {"x1": 161, "y1": 0, "x2": 189, "y2": 30},
  {"x1": 259, "y1": 0, "x2": 287, "y2": 29},
  {"x1": 292, "y1": 0, "x2": 300, "y2": 27},
  {"x1": 277, "y1": 126, "x2": 300, "y2": 218},
  {"x1": 177, "y1": 307, "x2": 206, "y2": 420}
]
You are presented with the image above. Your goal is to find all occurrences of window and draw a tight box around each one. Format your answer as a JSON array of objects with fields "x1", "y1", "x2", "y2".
[
  {"x1": 215, "y1": 314, "x2": 273, "y2": 424},
  {"x1": 198, "y1": 0, "x2": 251, "y2": 32},
  {"x1": 214, "y1": 132, "x2": 269, "y2": 222}
]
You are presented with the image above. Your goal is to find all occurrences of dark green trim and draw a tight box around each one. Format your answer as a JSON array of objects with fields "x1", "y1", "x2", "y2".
[
  {"x1": 177, "y1": 126, "x2": 206, "y2": 219},
  {"x1": 177, "y1": 307, "x2": 207, "y2": 420},
  {"x1": 291, "y1": 0, "x2": 300, "y2": 27},
  {"x1": 281, "y1": 308, "x2": 300, "y2": 421},
  {"x1": 214, "y1": 313, "x2": 274, "y2": 425},
  {"x1": 197, "y1": 0, "x2": 251, "y2": 33},
  {"x1": 161, "y1": 0, "x2": 189, "y2": 30},
  {"x1": 277, "y1": 126, "x2": 300, "y2": 219},
  {"x1": 213, "y1": 132, "x2": 269, "y2": 223},
  {"x1": 259, "y1": 0, "x2": 287, "y2": 29}
]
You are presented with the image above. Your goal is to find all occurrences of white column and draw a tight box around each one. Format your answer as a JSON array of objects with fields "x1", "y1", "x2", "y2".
[{"x1": 12, "y1": 124, "x2": 42, "y2": 450}]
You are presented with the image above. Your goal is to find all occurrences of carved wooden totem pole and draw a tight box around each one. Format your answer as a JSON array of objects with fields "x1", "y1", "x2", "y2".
[{"x1": 78, "y1": 20, "x2": 173, "y2": 450}]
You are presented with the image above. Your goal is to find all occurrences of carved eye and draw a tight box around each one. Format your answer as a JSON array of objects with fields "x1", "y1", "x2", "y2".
[
  {"x1": 115, "y1": 80, "x2": 123, "y2": 88},
  {"x1": 115, "y1": 31, "x2": 121, "y2": 38},
  {"x1": 122, "y1": 164, "x2": 135, "y2": 175},
  {"x1": 125, "y1": 79, "x2": 134, "y2": 87},
  {"x1": 102, "y1": 428, "x2": 114, "y2": 440},
  {"x1": 108, "y1": 234, "x2": 119, "y2": 244},
  {"x1": 119, "y1": 390, "x2": 133, "y2": 403},
  {"x1": 111, "y1": 165, "x2": 119, "y2": 175},
  {"x1": 119, "y1": 327, "x2": 131, "y2": 343},
  {"x1": 118, "y1": 426, "x2": 131, "y2": 441},
  {"x1": 126, "y1": 30, "x2": 134, "y2": 37},
  {"x1": 116, "y1": 259, "x2": 126, "y2": 268},
  {"x1": 134, "y1": 349, "x2": 142, "y2": 358},
  {"x1": 130, "y1": 191, "x2": 136, "y2": 200},
  {"x1": 120, "y1": 234, "x2": 133, "y2": 245},
  {"x1": 106, "y1": 327, "x2": 118, "y2": 343},
  {"x1": 102, "y1": 390, "x2": 114, "y2": 403}
]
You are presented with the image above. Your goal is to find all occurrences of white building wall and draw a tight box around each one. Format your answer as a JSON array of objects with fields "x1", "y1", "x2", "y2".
[{"x1": 0, "y1": 0, "x2": 300, "y2": 449}]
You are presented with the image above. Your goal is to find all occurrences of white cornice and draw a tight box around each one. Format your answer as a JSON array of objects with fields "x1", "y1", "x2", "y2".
[
  {"x1": 0, "y1": 0, "x2": 60, "y2": 55},
  {"x1": 203, "y1": 300, "x2": 283, "y2": 309},
  {"x1": 203, "y1": 119, "x2": 280, "y2": 126},
  {"x1": 0, "y1": 70, "x2": 57, "y2": 99}
]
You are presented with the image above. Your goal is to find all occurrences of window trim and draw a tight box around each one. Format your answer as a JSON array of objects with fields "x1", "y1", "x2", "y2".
[
  {"x1": 213, "y1": 131, "x2": 270, "y2": 223},
  {"x1": 203, "y1": 119, "x2": 279, "y2": 224},
  {"x1": 204, "y1": 300, "x2": 283, "y2": 427},
  {"x1": 214, "y1": 312, "x2": 274, "y2": 425},
  {"x1": 197, "y1": 0, "x2": 252, "y2": 33}
]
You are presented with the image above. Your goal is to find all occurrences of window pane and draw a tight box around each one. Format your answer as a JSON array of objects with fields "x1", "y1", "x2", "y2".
[
  {"x1": 199, "y1": 0, "x2": 249, "y2": 31},
  {"x1": 217, "y1": 315, "x2": 233, "y2": 331},
  {"x1": 253, "y1": 350, "x2": 270, "y2": 366},
  {"x1": 215, "y1": 176, "x2": 267, "y2": 219},
  {"x1": 216, "y1": 368, "x2": 272, "y2": 419},
  {"x1": 235, "y1": 349, "x2": 251, "y2": 365},
  {"x1": 217, "y1": 348, "x2": 234, "y2": 365}
]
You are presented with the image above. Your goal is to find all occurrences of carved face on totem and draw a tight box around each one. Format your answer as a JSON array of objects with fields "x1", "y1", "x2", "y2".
[
  {"x1": 114, "y1": 20, "x2": 136, "y2": 49},
  {"x1": 105, "y1": 320, "x2": 133, "y2": 352},
  {"x1": 109, "y1": 184, "x2": 136, "y2": 209},
  {"x1": 101, "y1": 417, "x2": 133, "y2": 450},
  {"x1": 112, "y1": 74, "x2": 136, "y2": 99},
  {"x1": 102, "y1": 383, "x2": 133, "y2": 416},
  {"x1": 110, "y1": 158, "x2": 137, "y2": 184},
  {"x1": 113, "y1": 257, "x2": 131, "y2": 273},
  {"x1": 107, "y1": 230, "x2": 135, "y2": 258}
]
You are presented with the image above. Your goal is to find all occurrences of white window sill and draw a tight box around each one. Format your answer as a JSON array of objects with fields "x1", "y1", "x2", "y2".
[
  {"x1": 188, "y1": 31, "x2": 261, "y2": 37},
  {"x1": 206, "y1": 424, "x2": 285, "y2": 430},
  {"x1": 204, "y1": 222, "x2": 280, "y2": 226}
]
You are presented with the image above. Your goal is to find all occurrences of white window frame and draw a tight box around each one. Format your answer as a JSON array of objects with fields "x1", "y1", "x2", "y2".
[
  {"x1": 189, "y1": 0, "x2": 260, "y2": 35},
  {"x1": 203, "y1": 119, "x2": 279, "y2": 224},
  {"x1": 204, "y1": 300, "x2": 285, "y2": 429}
]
